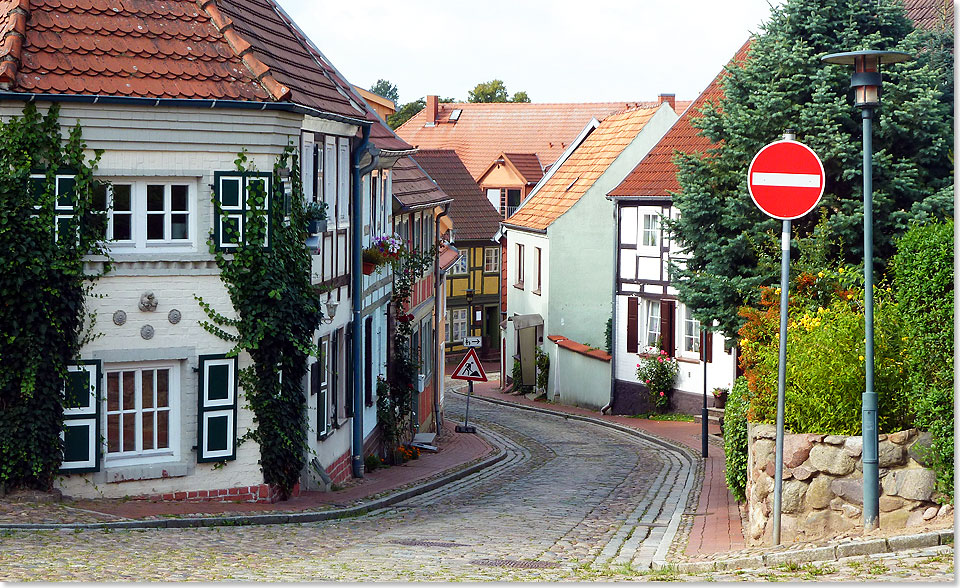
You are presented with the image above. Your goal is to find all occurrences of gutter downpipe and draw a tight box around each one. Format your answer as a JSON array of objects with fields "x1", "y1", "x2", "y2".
[
  {"x1": 351, "y1": 124, "x2": 378, "y2": 479},
  {"x1": 602, "y1": 200, "x2": 619, "y2": 415},
  {"x1": 433, "y1": 203, "x2": 451, "y2": 435}
]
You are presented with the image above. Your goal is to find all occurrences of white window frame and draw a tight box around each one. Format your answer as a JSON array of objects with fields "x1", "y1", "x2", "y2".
[
  {"x1": 641, "y1": 212, "x2": 660, "y2": 249},
  {"x1": 451, "y1": 252, "x2": 468, "y2": 275},
  {"x1": 96, "y1": 178, "x2": 196, "y2": 252},
  {"x1": 515, "y1": 243, "x2": 525, "y2": 287},
  {"x1": 643, "y1": 299, "x2": 661, "y2": 351},
  {"x1": 337, "y1": 137, "x2": 350, "y2": 227},
  {"x1": 484, "y1": 247, "x2": 499, "y2": 273},
  {"x1": 681, "y1": 304, "x2": 701, "y2": 357},
  {"x1": 103, "y1": 361, "x2": 180, "y2": 467},
  {"x1": 450, "y1": 308, "x2": 468, "y2": 343}
]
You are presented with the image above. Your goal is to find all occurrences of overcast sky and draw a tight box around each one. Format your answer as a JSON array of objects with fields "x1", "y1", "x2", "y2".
[{"x1": 275, "y1": 0, "x2": 783, "y2": 105}]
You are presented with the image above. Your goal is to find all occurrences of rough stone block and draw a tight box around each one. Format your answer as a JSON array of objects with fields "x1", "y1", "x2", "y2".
[
  {"x1": 906, "y1": 508, "x2": 927, "y2": 527},
  {"x1": 836, "y1": 538, "x2": 889, "y2": 558},
  {"x1": 843, "y1": 436, "x2": 863, "y2": 458},
  {"x1": 822, "y1": 435, "x2": 845, "y2": 445},
  {"x1": 887, "y1": 428, "x2": 916, "y2": 445},
  {"x1": 880, "y1": 509, "x2": 909, "y2": 530},
  {"x1": 887, "y1": 532, "x2": 941, "y2": 551},
  {"x1": 802, "y1": 510, "x2": 832, "y2": 538},
  {"x1": 841, "y1": 504, "x2": 862, "y2": 519},
  {"x1": 937, "y1": 504, "x2": 953, "y2": 518},
  {"x1": 938, "y1": 529, "x2": 953, "y2": 544},
  {"x1": 878, "y1": 441, "x2": 907, "y2": 467},
  {"x1": 793, "y1": 465, "x2": 814, "y2": 481},
  {"x1": 715, "y1": 556, "x2": 764, "y2": 571},
  {"x1": 783, "y1": 435, "x2": 815, "y2": 468},
  {"x1": 879, "y1": 495, "x2": 904, "y2": 512},
  {"x1": 896, "y1": 469, "x2": 937, "y2": 501},
  {"x1": 806, "y1": 476, "x2": 833, "y2": 509},
  {"x1": 907, "y1": 431, "x2": 933, "y2": 467},
  {"x1": 763, "y1": 546, "x2": 836, "y2": 566},
  {"x1": 923, "y1": 506, "x2": 938, "y2": 520},
  {"x1": 752, "y1": 424, "x2": 776, "y2": 440},
  {"x1": 809, "y1": 444, "x2": 856, "y2": 476},
  {"x1": 781, "y1": 480, "x2": 808, "y2": 514},
  {"x1": 830, "y1": 478, "x2": 863, "y2": 505}
]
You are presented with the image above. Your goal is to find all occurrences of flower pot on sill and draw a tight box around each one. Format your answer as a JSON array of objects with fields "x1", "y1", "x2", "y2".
[
  {"x1": 714, "y1": 395, "x2": 727, "y2": 409},
  {"x1": 362, "y1": 261, "x2": 376, "y2": 275},
  {"x1": 307, "y1": 219, "x2": 327, "y2": 235}
]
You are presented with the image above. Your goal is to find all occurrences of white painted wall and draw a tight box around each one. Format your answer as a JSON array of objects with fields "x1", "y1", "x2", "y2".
[{"x1": 503, "y1": 230, "x2": 549, "y2": 366}]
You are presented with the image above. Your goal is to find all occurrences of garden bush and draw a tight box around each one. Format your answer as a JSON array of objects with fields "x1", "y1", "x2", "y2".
[
  {"x1": 636, "y1": 349, "x2": 679, "y2": 412},
  {"x1": 723, "y1": 376, "x2": 749, "y2": 502}
]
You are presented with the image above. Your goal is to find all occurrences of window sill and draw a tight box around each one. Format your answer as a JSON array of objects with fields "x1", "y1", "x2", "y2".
[
  {"x1": 532, "y1": 288, "x2": 541, "y2": 296},
  {"x1": 513, "y1": 282, "x2": 524, "y2": 290},
  {"x1": 105, "y1": 461, "x2": 190, "y2": 484},
  {"x1": 676, "y1": 355, "x2": 701, "y2": 364}
]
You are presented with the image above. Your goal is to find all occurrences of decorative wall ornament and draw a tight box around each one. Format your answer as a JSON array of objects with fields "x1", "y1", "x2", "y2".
[
  {"x1": 140, "y1": 325, "x2": 155, "y2": 340},
  {"x1": 112, "y1": 310, "x2": 127, "y2": 326},
  {"x1": 138, "y1": 291, "x2": 158, "y2": 312},
  {"x1": 168, "y1": 309, "x2": 182, "y2": 324}
]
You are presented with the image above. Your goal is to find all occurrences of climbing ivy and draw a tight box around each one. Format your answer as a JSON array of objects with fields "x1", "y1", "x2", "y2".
[
  {"x1": 197, "y1": 147, "x2": 322, "y2": 500},
  {"x1": 0, "y1": 103, "x2": 108, "y2": 493}
]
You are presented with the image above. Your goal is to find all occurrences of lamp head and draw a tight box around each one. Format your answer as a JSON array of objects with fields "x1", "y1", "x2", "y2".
[{"x1": 821, "y1": 50, "x2": 913, "y2": 107}]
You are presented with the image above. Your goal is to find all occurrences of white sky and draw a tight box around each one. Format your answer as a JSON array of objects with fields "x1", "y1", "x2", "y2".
[{"x1": 275, "y1": 0, "x2": 783, "y2": 105}]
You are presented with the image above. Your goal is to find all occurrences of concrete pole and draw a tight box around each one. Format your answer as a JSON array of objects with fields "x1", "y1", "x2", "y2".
[{"x1": 861, "y1": 107, "x2": 879, "y2": 530}]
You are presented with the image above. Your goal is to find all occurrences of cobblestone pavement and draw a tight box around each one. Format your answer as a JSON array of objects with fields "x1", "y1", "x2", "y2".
[{"x1": 0, "y1": 394, "x2": 953, "y2": 582}]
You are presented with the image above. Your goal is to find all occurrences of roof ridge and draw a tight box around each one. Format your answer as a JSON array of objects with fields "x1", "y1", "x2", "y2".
[
  {"x1": 196, "y1": 0, "x2": 290, "y2": 101},
  {"x1": 0, "y1": 0, "x2": 29, "y2": 90}
]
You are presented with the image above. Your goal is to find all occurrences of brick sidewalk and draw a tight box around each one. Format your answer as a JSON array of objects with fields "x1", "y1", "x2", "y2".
[{"x1": 451, "y1": 375, "x2": 746, "y2": 558}]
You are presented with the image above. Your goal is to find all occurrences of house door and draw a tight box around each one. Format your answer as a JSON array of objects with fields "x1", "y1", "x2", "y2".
[{"x1": 483, "y1": 305, "x2": 498, "y2": 358}]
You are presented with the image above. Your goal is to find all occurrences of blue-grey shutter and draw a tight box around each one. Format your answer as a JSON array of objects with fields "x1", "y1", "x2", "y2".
[
  {"x1": 197, "y1": 354, "x2": 238, "y2": 462},
  {"x1": 61, "y1": 360, "x2": 101, "y2": 473}
]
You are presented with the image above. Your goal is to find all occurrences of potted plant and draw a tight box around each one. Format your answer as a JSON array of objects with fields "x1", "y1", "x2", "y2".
[
  {"x1": 371, "y1": 235, "x2": 403, "y2": 263},
  {"x1": 635, "y1": 348, "x2": 679, "y2": 413},
  {"x1": 712, "y1": 387, "x2": 729, "y2": 409},
  {"x1": 361, "y1": 246, "x2": 385, "y2": 275},
  {"x1": 304, "y1": 201, "x2": 327, "y2": 235}
]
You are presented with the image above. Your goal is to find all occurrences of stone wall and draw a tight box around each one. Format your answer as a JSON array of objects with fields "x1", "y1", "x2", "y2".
[{"x1": 746, "y1": 423, "x2": 951, "y2": 544}]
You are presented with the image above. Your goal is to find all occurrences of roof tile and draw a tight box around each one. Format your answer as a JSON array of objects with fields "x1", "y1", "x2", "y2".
[{"x1": 392, "y1": 155, "x2": 453, "y2": 209}]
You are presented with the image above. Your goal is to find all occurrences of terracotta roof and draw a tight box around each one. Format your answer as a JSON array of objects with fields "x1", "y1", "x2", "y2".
[
  {"x1": 395, "y1": 101, "x2": 663, "y2": 180},
  {"x1": 505, "y1": 105, "x2": 659, "y2": 232},
  {"x1": 412, "y1": 149, "x2": 501, "y2": 243},
  {"x1": 608, "y1": 41, "x2": 752, "y2": 199},
  {"x1": 392, "y1": 156, "x2": 453, "y2": 209},
  {"x1": 899, "y1": 0, "x2": 953, "y2": 30},
  {"x1": 502, "y1": 153, "x2": 544, "y2": 185},
  {"x1": 547, "y1": 335, "x2": 611, "y2": 362}
]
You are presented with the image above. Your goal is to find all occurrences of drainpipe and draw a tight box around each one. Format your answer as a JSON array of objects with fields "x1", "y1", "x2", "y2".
[
  {"x1": 433, "y1": 203, "x2": 450, "y2": 435},
  {"x1": 603, "y1": 201, "x2": 619, "y2": 415},
  {"x1": 351, "y1": 124, "x2": 379, "y2": 479}
]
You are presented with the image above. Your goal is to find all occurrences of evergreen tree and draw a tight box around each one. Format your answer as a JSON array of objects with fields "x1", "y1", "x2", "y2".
[
  {"x1": 668, "y1": 0, "x2": 953, "y2": 339},
  {"x1": 369, "y1": 79, "x2": 399, "y2": 103}
]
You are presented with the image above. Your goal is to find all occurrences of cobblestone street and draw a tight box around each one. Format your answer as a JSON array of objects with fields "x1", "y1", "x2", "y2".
[{"x1": 0, "y1": 394, "x2": 953, "y2": 582}]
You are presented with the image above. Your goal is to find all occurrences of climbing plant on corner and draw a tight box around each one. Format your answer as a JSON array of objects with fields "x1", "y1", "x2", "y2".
[
  {"x1": 197, "y1": 147, "x2": 322, "y2": 500},
  {"x1": 0, "y1": 103, "x2": 109, "y2": 493}
]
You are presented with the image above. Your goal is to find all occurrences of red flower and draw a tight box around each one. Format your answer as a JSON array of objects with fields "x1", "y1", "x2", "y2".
[{"x1": 659, "y1": 391, "x2": 665, "y2": 397}]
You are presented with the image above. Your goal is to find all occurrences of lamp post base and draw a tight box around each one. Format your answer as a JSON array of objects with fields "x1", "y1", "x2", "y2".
[{"x1": 455, "y1": 425, "x2": 476, "y2": 434}]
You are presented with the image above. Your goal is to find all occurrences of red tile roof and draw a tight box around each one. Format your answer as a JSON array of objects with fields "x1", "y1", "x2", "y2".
[
  {"x1": 395, "y1": 101, "x2": 663, "y2": 181},
  {"x1": 502, "y1": 153, "x2": 544, "y2": 185},
  {"x1": 506, "y1": 105, "x2": 659, "y2": 231},
  {"x1": 392, "y1": 156, "x2": 453, "y2": 209},
  {"x1": 412, "y1": 149, "x2": 501, "y2": 243},
  {"x1": 608, "y1": 41, "x2": 752, "y2": 199},
  {"x1": 899, "y1": 0, "x2": 953, "y2": 30}
]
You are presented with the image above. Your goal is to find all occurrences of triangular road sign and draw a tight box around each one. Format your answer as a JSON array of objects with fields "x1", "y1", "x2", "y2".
[{"x1": 451, "y1": 348, "x2": 487, "y2": 382}]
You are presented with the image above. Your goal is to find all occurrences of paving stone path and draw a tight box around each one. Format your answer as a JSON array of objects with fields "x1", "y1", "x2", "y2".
[{"x1": 0, "y1": 394, "x2": 952, "y2": 582}]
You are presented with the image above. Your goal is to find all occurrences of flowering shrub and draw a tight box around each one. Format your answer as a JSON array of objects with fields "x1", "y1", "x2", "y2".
[
  {"x1": 398, "y1": 445, "x2": 420, "y2": 461},
  {"x1": 372, "y1": 235, "x2": 403, "y2": 261},
  {"x1": 636, "y1": 349, "x2": 679, "y2": 411}
]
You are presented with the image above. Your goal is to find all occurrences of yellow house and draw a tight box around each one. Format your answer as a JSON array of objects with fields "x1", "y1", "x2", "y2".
[{"x1": 412, "y1": 149, "x2": 503, "y2": 359}]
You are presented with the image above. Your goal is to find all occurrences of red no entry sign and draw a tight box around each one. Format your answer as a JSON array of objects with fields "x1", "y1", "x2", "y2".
[{"x1": 748, "y1": 140, "x2": 825, "y2": 220}]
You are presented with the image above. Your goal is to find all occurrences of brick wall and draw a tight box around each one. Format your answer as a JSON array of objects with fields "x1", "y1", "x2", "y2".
[{"x1": 144, "y1": 482, "x2": 301, "y2": 504}]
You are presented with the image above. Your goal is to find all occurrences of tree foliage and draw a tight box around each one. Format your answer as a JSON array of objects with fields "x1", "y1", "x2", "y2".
[
  {"x1": 667, "y1": 0, "x2": 954, "y2": 338},
  {"x1": 369, "y1": 79, "x2": 399, "y2": 103},
  {"x1": 0, "y1": 104, "x2": 108, "y2": 492},
  {"x1": 468, "y1": 79, "x2": 530, "y2": 103},
  {"x1": 388, "y1": 98, "x2": 424, "y2": 129},
  {"x1": 197, "y1": 148, "x2": 322, "y2": 500}
]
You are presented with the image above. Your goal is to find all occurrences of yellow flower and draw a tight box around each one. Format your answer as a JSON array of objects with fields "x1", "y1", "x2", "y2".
[
  {"x1": 838, "y1": 267, "x2": 845, "y2": 274},
  {"x1": 847, "y1": 293, "x2": 854, "y2": 299},
  {"x1": 901, "y1": 336, "x2": 908, "y2": 341},
  {"x1": 817, "y1": 272, "x2": 824, "y2": 278},
  {"x1": 859, "y1": 355, "x2": 865, "y2": 361}
]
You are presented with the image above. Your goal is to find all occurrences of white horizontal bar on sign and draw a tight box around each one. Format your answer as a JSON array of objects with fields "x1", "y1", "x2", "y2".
[{"x1": 752, "y1": 172, "x2": 821, "y2": 188}]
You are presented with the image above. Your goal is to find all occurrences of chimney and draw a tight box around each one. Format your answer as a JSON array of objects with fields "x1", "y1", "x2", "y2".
[
  {"x1": 658, "y1": 93, "x2": 676, "y2": 110},
  {"x1": 426, "y1": 95, "x2": 438, "y2": 126}
]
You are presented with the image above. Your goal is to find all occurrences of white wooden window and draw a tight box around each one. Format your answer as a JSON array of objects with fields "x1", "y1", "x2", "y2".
[
  {"x1": 104, "y1": 362, "x2": 179, "y2": 465},
  {"x1": 484, "y1": 247, "x2": 499, "y2": 272},
  {"x1": 92, "y1": 183, "x2": 133, "y2": 243},
  {"x1": 324, "y1": 137, "x2": 336, "y2": 227},
  {"x1": 534, "y1": 247, "x2": 542, "y2": 293},
  {"x1": 451, "y1": 252, "x2": 468, "y2": 275},
  {"x1": 643, "y1": 299, "x2": 661, "y2": 349},
  {"x1": 641, "y1": 213, "x2": 660, "y2": 248},
  {"x1": 92, "y1": 179, "x2": 195, "y2": 250},
  {"x1": 337, "y1": 137, "x2": 350, "y2": 227},
  {"x1": 515, "y1": 243, "x2": 524, "y2": 287},
  {"x1": 450, "y1": 309, "x2": 467, "y2": 342},
  {"x1": 682, "y1": 305, "x2": 701, "y2": 355}
]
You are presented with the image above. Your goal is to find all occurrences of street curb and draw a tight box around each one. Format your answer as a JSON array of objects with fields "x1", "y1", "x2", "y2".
[
  {"x1": 653, "y1": 528, "x2": 954, "y2": 573},
  {"x1": 0, "y1": 433, "x2": 508, "y2": 531}
]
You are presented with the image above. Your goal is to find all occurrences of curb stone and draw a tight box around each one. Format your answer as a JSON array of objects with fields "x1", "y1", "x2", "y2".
[{"x1": 0, "y1": 431, "x2": 508, "y2": 532}]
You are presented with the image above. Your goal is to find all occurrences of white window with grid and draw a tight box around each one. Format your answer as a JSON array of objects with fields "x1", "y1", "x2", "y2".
[
  {"x1": 641, "y1": 213, "x2": 660, "y2": 248},
  {"x1": 643, "y1": 299, "x2": 661, "y2": 349},
  {"x1": 104, "y1": 362, "x2": 179, "y2": 465},
  {"x1": 92, "y1": 180, "x2": 195, "y2": 251},
  {"x1": 484, "y1": 247, "x2": 499, "y2": 272},
  {"x1": 682, "y1": 304, "x2": 701, "y2": 355},
  {"x1": 451, "y1": 253, "x2": 468, "y2": 275},
  {"x1": 450, "y1": 308, "x2": 467, "y2": 342}
]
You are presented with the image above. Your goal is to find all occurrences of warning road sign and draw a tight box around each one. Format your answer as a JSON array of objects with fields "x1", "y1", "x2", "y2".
[
  {"x1": 748, "y1": 140, "x2": 825, "y2": 220},
  {"x1": 451, "y1": 348, "x2": 487, "y2": 382}
]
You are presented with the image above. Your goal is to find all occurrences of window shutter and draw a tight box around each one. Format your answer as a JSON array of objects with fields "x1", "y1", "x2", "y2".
[
  {"x1": 316, "y1": 337, "x2": 329, "y2": 439},
  {"x1": 364, "y1": 317, "x2": 373, "y2": 406},
  {"x1": 61, "y1": 360, "x2": 101, "y2": 473},
  {"x1": 704, "y1": 331, "x2": 713, "y2": 363},
  {"x1": 55, "y1": 174, "x2": 78, "y2": 244},
  {"x1": 197, "y1": 354, "x2": 238, "y2": 462},
  {"x1": 345, "y1": 330, "x2": 354, "y2": 418},
  {"x1": 214, "y1": 172, "x2": 272, "y2": 251},
  {"x1": 659, "y1": 300, "x2": 676, "y2": 356},
  {"x1": 626, "y1": 297, "x2": 639, "y2": 354},
  {"x1": 330, "y1": 331, "x2": 340, "y2": 427}
]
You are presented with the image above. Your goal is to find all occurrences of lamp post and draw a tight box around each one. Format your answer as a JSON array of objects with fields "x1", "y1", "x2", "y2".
[
  {"x1": 465, "y1": 288, "x2": 475, "y2": 338},
  {"x1": 821, "y1": 49, "x2": 912, "y2": 532}
]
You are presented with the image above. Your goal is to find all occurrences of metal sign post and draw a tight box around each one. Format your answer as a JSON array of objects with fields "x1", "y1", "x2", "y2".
[
  {"x1": 457, "y1": 380, "x2": 476, "y2": 434},
  {"x1": 747, "y1": 130, "x2": 825, "y2": 545},
  {"x1": 451, "y1": 347, "x2": 486, "y2": 434}
]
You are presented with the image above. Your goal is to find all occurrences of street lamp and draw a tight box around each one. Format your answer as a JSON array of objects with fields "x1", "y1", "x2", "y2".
[
  {"x1": 821, "y1": 49, "x2": 912, "y2": 532},
  {"x1": 465, "y1": 288, "x2": 475, "y2": 337}
]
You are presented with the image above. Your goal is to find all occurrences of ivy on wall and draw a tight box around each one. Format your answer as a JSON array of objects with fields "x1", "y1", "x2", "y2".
[
  {"x1": 0, "y1": 104, "x2": 108, "y2": 493},
  {"x1": 197, "y1": 148, "x2": 322, "y2": 500}
]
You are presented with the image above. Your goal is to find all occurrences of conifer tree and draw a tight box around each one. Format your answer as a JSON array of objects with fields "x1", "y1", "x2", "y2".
[{"x1": 668, "y1": 0, "x2": 953, "y2": 339}]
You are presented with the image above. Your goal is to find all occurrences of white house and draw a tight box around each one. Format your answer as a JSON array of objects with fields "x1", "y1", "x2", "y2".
[{"x1": 501, "y1": 102, "x2": 678, "y2": 410}]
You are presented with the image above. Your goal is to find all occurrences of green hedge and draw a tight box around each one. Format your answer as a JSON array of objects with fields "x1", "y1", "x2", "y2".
[
  {"x1": 891, "y1": 219, "x2": 954, "y2": 501},
  {"x1": 723, "y1": 377, "x2": 749, "y2": 502}
]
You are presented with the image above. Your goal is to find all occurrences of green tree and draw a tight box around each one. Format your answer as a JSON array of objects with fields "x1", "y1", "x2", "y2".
[
  {"x1": 388, "y1": 98, "x2": 425, "y2": 129},
  {"x1": 467, "y1": 80, "x2": 530, "y2": 103},
  {"x1": 667, "y1": 0, "x2": 954, "y2": 339},
  {"x1": 369, "y1": 79, "x2": 399, "y2": 103}
]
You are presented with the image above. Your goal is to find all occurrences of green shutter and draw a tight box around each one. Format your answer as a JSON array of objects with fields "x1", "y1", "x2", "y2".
[
  {"x1": 197, "y1": 354, "x2": 238, "y2": 462},
  {"x1": 214, "y1": 172, "x2": 272, "y2": 251},
  {"x1": 316, "y1": 337, "x2": 329, "y2": 439},
  {"x1": 60, "y1": 360, "x2": 101, "y2": 473}
]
